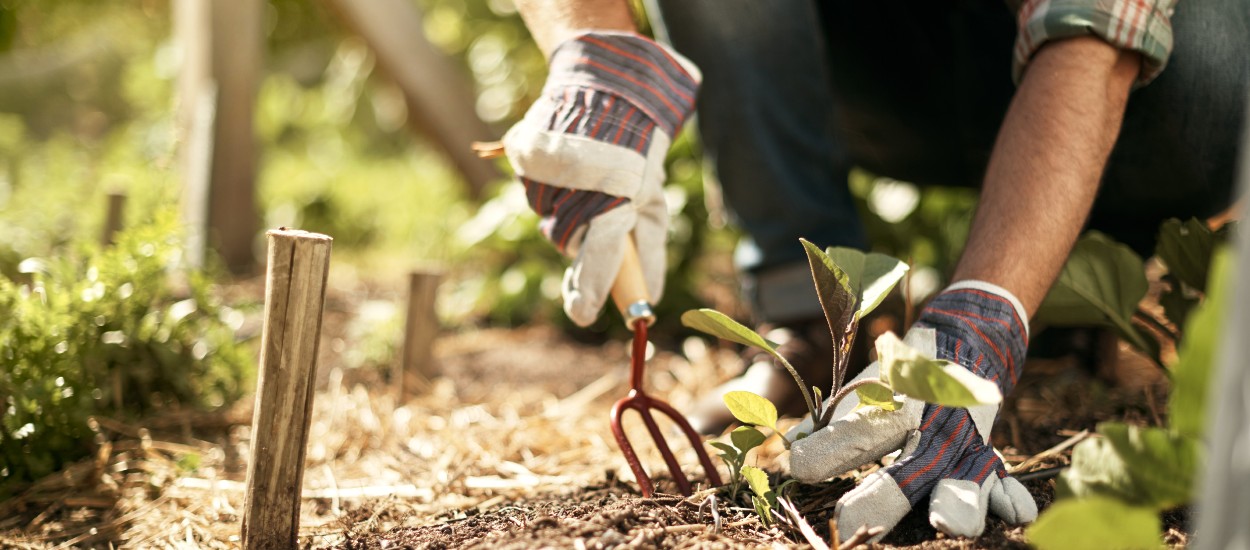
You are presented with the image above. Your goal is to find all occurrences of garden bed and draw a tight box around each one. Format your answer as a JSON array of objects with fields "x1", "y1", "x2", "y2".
[{"x1": 0, "y1": 284, "x2": 1186, "y2": 549}]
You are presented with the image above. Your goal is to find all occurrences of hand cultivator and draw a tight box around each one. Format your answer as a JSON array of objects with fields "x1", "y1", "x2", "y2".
[
  {"x1": 474, "y1": 141, "x2": 721, "y2": 497},
  {"x1": 608, "y1": 242, "x2": 722, "y2": 497}
]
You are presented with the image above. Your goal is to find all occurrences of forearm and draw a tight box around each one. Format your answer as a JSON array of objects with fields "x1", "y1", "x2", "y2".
[
  {"x1": 514, "y1": 0, "x2": 636, "y2": 56},
  {"x1": 953, "y1": 37, "x2": 1141, "y2": 317}
]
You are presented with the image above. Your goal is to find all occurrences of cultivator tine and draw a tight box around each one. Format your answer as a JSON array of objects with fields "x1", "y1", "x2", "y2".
[
  {"x1": 610, "y1": 400, "x2": 656, "y2": 497},
  {"x1": 637, "y1": 403, "x2": 693, "y2": 495},
  {"x1": 608, "y1": 321, "x2": 723, "y2": 497},
  {"x1": 649, "y1": 399, "x2": 723, "y2": 489}
]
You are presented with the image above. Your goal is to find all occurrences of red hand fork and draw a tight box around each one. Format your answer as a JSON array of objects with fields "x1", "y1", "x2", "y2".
[
  {"x1": 608, "y1": 240, "x2": 722, "y2": 497},
  {"x1": 472, "y1": 141, "x2": 722, "y2": 496}
]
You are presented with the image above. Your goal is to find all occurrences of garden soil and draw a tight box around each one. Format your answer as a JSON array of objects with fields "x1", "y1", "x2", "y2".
[{"x1": 0, "y1": 278, "x2": 1190, "y2": 548}]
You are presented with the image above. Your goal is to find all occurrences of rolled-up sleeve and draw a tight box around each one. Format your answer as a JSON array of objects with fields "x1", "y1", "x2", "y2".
[{"x1": 1010, "y1": 0, "x2": 1178, "y2": 86}]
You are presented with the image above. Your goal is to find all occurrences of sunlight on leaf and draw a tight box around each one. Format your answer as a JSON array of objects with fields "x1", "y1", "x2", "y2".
[
  {"x1": 723, "y1": 391, "x2": 778, "y2": 430},
  {"x1": 1169, "y1": 247, "x2": 1232, "y2": 439},
  {"x1": 681, "y1": 309, "x2": 780, "y2": 356},
  {"x1": 1056, "y1": 437, "x2": 1145, "y2": 504},
  {"x1": 876, "y1": 332, "x2": 1001, "y2": 407},
  {"x1": 741, "y1": 465, "x2": 771, "y2": 499},
  {"x1": 854, "y1": 380, "x2": 902, "y2": 411},
  {"x1": 742, "y1": 464, "x2": 775, "y2": 525},
  {"x1": 1100, "y1": 423, "x2": 1200, "y2": 509},
  {"x1": 823, "y1": 246, "x2": 909, "y2": 320},
  {"x1": 731, "y1": 426, "x2": 767, "y2": 454},
  {"x1": 1027, "y1": 496, "x2": 1161, "y2": 550}
]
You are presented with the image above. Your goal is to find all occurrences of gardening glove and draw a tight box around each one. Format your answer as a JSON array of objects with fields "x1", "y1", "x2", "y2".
[
  {"x1": 787, "y1": 281, "x2": 1038, "y2": 543},
  {"x1": 501, "y1": 31, "x2": 700, "y2": 326}
]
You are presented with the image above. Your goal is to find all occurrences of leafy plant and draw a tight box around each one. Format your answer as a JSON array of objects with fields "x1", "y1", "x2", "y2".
[
  {"x1": 741, "y1": 464, "x2": 795, "y2": 527},
  {"x1": 1035, "y1": 232, "x2": 1162, "y2": 367},
  {"x1": 684, "y1": 239, "x2": 1002, "y2": 447},
  {"x1": 0, "y1": 216, "x2": 253, "y2": 494},
  {"x1": 1028, "y1": 245, "x2": 1234, "y2": 549},
  {"x1": 709, "y1": 423, "x2": 768, "y2": 500}
]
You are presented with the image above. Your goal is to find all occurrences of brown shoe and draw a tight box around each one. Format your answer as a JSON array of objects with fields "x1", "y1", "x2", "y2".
[{"x1": 687, "y1": 320, "x2": 835, "y2": 436}]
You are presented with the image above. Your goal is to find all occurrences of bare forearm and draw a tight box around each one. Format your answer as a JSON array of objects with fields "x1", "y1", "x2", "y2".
[
  {"x1": 514, "y1": 0, "x2": 636, "y2": 56},
  {"x1": 953, "y1": 37, "x2": 1141, "y2": 316}
]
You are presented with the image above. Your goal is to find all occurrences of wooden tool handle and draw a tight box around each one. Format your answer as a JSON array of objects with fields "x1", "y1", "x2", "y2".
[
  {"x1": 611, "y1": 238, "x2": 655, "y2": 328},
  {"x1": 470, "y1": 140, "x2": 654, "y2": 328},
  {"x1": 472, "y1": 141, "x2": 506, "y2": 159}
]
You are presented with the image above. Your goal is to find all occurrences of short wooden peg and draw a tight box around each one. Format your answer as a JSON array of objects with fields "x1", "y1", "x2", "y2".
[
  {"x1": 398, "y1": 268, "x2": 443, "y2": 397},
  {"x1": 241, "y1": 228, "x2": 333, "y2": 550}
]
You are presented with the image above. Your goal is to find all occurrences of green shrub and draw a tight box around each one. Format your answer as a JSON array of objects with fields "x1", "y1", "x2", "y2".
[{"x1": 0, "y1": 215, "x2": 252, "y2": 494}]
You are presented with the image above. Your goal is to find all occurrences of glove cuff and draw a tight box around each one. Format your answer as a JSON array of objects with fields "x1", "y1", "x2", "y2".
[
  {"x1": 916, "y1": 281, "x2": 1029, "y2": 393},
  {"x1": 546, "y1": 31, "x2": 701, "y2": 135},
  {"x1": 944, "y1": 280, "x2": 1030, "y2": 338}
]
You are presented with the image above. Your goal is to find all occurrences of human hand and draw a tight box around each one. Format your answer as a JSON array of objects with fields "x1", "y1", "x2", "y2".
[
  {"x1": 787, "y1": 281, "x2": 1038, "y2": 543},
  {"x1": 501, "y1": 31, "x2": 699, "y2": 326}
]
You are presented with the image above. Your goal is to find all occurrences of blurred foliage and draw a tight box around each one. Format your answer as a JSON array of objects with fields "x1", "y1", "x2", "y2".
[
  {"x1": 0, "y1": 216, "x2": 252, "y2": 495},
  {"x1": 848, "y1": 169, "x2": 979, "y2": 302}
]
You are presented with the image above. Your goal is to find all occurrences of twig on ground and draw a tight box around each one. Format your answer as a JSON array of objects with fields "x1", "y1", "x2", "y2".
[
  {"x1": 1008, "y1": 429, "x2": 1090, "y2": 475},
  {"x1": 841, "y1": 525, "x2": 884, "y2": 549},
  {"x1": 777, "y1": 497, "x2": 829, "y2": 550}
]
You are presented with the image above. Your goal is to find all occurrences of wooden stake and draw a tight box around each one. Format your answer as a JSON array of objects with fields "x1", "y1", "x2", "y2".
[
  {"x1": 241, "y1": 229, "x2": 332, "y2": 549},
  {"x1": 398, "y1": 268, "x2": 443, "y2": 397},
  {"x1": 101, "y1": 191, "x2": 126, "y2": 247}
]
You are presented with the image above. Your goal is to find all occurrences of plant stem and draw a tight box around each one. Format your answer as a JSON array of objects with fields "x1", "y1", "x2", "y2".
[
  {"x1": 775, "y1": 356, "x2": 819, "y2": 425},
  {"x1": 818, "y1": 378, "x2": 883, "y2": 428}
]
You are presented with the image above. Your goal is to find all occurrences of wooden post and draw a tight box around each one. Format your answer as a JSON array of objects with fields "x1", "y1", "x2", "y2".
[
  {"x1": 241, "y1": 229, "x2": 333, "y2": 549},
  {"x1": 100, "y1": 191, "x2": 126, "y2": 247},
  {"x1": 398, "y1": 268, "x2": 443, "y2": 396},
  {"x1": 174, "y1": 0, "x2": 263, "y2": 274},
  {"x1": 323, "y1": 0, "x2": 500, "y2": 199}
]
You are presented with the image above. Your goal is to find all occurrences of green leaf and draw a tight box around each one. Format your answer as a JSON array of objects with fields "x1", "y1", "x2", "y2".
[
  {"x1": 1100, "y1": 423, "x2": 1201, "y2": 509},
  {"x1": 876, "y1": 332, "x2": 1001, "y2": 407},
  {"x1": 742, "y1": 464, "x2": 776, "y2": 524},
  {"x1": 1169, "y1": 247, "x2": 1232, "y2": 439},
  {"x1": 801, "y1": 238, "x2": 856, "y2": 336},
  {"x1": 681, "y1": 309, "x2": 780, "y2": 357},
  {"x1": 822, "y1": 246, "x2": 909, "y2": 320},
  {"x1": 854, "y1": 380, "x2": 902, "y2": 411},
  {"x1": 708, "y1": 441, "x2": 738, "y2": 461},
  {"x1": 685, "y1": 308, "x2": 818, "y2": 422},
  {"x1": 1057, "y1": 437, "x2": 1146, "y2": 504},
  {"x1": 741, "y1": 464, "x2": 771, "y2": 499},
  {"x1": 1155, "y1": 218, "x2": 1215, "y2": 292},
  {"x1": 730, "y1": 426, "x2": 766, "y2": 454},
  {"x1": 1027, "y1": 496, "x2": 1162, "y2": 550},
  {"x1": 723, "y1": 391, "x2": 778, "y2": 430},
  {"x1": 1035, "y1": 232, "x2": 1159, "y2": 363}
]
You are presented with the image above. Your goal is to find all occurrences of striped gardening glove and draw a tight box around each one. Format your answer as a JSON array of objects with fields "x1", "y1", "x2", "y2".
[
  {"x1": 787, "y1": 281, "x2": 1038, "y2": 543},
  {"x1": 501, "y1": 31, "x2": 700, "y2": 326}
]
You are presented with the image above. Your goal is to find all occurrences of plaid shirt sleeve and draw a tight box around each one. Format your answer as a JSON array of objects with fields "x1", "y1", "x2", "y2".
[{"x1": 1010, "y1": 0, "x2": 1178, "y2": 86}]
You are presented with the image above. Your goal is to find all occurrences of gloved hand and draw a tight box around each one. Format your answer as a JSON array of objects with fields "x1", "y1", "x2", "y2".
[
  {"x1": 501, "y1": 31, "x2": 700, "y2": 326},
  {"x1": 787, "y1": 281, "x2": 1038, "y2": 543}
]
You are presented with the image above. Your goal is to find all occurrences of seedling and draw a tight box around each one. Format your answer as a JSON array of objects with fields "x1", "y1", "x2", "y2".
[{"x1": 683, "y1": 239, "x2": 1002, "y2": 447}]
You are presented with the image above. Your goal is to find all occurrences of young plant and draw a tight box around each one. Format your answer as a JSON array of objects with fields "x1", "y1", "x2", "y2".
[
  {"x1": 709, "y1": 425, "x2": 767, "y2": 500},
  {"x1": 683, "y1": 239, "x2": 1002, "y2": 445},
  {"x1": 1028, "y1": 245, "x2": 1232, "y2": 549}
]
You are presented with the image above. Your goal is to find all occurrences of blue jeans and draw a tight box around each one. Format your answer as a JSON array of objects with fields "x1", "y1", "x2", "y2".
[{"x1": 650, "y1": 0, "x2": 1248, "y2": 323}]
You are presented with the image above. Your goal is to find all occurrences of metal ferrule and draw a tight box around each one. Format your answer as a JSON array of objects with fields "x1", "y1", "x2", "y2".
[{"x1": 623, "y1": 300, "x2": 656, "y2": 329}]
